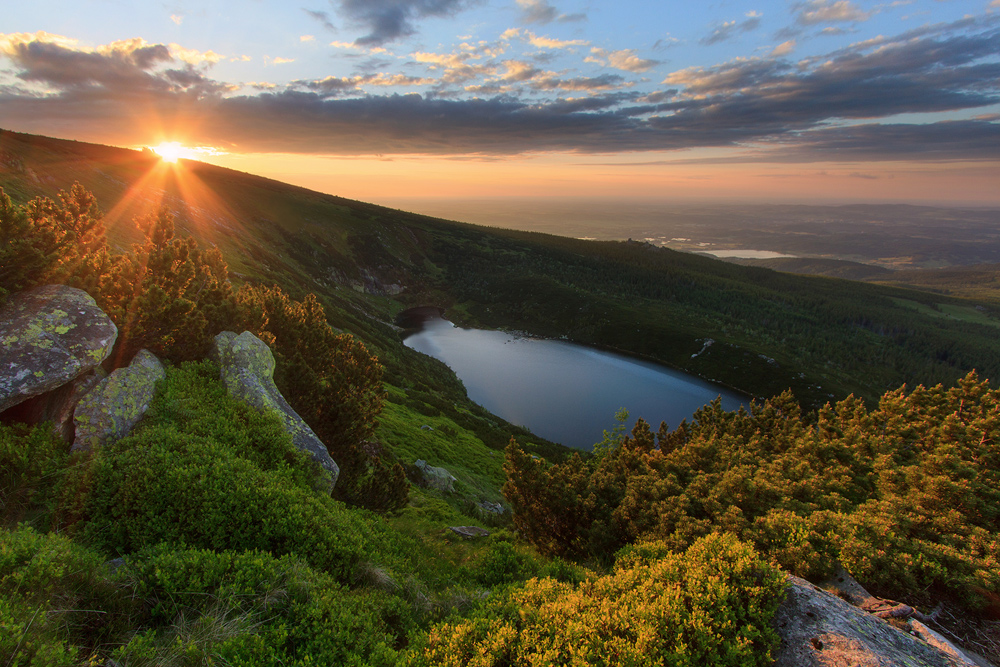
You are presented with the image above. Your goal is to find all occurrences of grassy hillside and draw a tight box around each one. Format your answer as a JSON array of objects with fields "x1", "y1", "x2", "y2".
[
  {"x1": 4, "y1": 129, "x2": 1000, "y2": 665},
  {"x1": 3, "y1": 127, "x2": 999, "y2": 409}
]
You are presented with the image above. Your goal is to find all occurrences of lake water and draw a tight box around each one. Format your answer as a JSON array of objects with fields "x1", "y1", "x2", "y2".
[{"x1": 403, "y1": 315, "x2": 745, "y2": 450}]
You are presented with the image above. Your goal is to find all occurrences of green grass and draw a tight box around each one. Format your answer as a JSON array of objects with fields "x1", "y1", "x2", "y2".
[{"x1": 379, "y1": 384, "x2": 506, "y2": 502}]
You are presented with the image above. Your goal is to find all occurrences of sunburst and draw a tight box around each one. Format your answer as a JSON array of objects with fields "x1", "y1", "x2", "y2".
[{"x1": 152, "y1": 142, "x2": 184, "y2": 163}]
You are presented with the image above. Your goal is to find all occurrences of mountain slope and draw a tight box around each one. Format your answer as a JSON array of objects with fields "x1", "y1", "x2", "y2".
[{"x1": 3, "y1": 128, "x2": 998, "y2": 410}]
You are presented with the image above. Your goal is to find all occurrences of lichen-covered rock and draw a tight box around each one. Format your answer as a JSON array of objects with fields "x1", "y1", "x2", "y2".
[
  {"x1": 0, "y1": 284, "x2": 117, "y2": 413},
  {"x1": 212, "y1": 331, "x2": 340, "y2": 489},
  {"x1": 772, "y1": 575, "x2": 962, "y2": 667},
  {"x1": 72, "y1": 350, "x2": 165, "y2": 451},
  {"x1": 413, "y1": 459, "x2": 457, "y2": 493},
  {"x1": 4, "y1": 367, "x2": 107, "y2": 441}
]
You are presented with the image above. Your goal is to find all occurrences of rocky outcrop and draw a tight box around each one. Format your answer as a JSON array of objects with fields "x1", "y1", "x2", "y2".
[
  {"x1": 72, "y1": 350, "x2": 165, "y2": 451},
  {"x1": 0, "y1": 285, "x2": 117, "y2": 413},
  {"x1": 413, "y1": 459, "x2": 457, "y2": 493},
  {"x1": 773, "y1": 575, "x2": 969, "y2": 667},
  {"x1": 6, "y1": 367, "x2": 107, "y2": 441},
  {"x1": 211, "y1": 331, "x2": 340, "y2": 489}
]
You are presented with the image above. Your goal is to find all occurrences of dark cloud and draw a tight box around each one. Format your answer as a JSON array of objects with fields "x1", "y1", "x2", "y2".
[
  {"x1": 778, "y1": 120, "x2": 1000, "y2": 161},
  {"x1": 0, "y1": 19, "x2": 997, "y2": 161},
  {"x1": 701, "y1": 13, "x2": 762, "y2": 45},
  {"x1": 304, "y1": 8, "x2": 337, "y2": 31},
  {"x1": 2, "y1": 38, "x2": 226, "y2": 99},
  {"x1": 334, "y1": 0, "x2": 472, "y2": 45},
  {"x1": 516, "y1": 0, "x2": 585, "y2": 25},
  {"x1": 529, "y1": 73, "x2": 626, "y2": 91}
]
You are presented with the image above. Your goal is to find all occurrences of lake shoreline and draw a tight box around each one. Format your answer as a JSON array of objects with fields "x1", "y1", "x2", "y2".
[{"x1": 400, "y1": 309, "x2": 747, "y2": 449}]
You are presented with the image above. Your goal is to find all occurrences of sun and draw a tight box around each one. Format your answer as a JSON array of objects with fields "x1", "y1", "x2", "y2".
[{"x1": 152, "y1": 142, "x2": 184, "y2": 163}]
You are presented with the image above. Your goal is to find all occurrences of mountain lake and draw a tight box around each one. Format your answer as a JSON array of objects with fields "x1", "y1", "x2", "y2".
[{"x1": 402, "y1": 313, "x2": 746, "y2": 450}]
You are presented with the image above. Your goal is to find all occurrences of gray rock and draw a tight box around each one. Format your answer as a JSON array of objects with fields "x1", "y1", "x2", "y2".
[
  {"x1": 8, "y1": 367, "x2": 107, "y2": 441},
  {"x1": 449, "y1": 526, "x2": 490, "y2": 539},
  {"x1": 773, "y1": 575, "x2": 962, "y2": 667},
  {"x1": 413, "y1": 459, "x2": 457, "y2": 493},
  {"x1": 0, "y1": 285, "x2": 117, "y2": 413},
  {"x1": 211, "y1": 331, "x2": 339, "y2": 489},
  {"x1": 72, "y1": 350, "x2": 165, "y2": 451},
  {"x1": 477, "y1": 500, "x2": 506, "y2": 515}
]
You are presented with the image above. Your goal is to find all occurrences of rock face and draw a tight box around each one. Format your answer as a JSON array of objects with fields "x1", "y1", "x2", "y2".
[
  {"x1": 413, "y1": 459, "x2": 457, "y2": 492},
  {"x1": 773, "y1": 575, "x2": 965, "y2": 667},
  {"x1": 72, "y1": 350, "x2": 165, "y2": 451},
  {"x1": 212, "y1": 331, "x2": 340, "y2": 489},
  {"x1": 0, "y1": 285, "x2": 117, "y2": 413}
]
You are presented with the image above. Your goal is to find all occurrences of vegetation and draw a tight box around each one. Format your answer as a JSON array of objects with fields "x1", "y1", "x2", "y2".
[
  {"x1": 2, "y1": 135, "x2": 1000, "y2": 664},
  {"x1": 409, "y1": 534, "x2": 785, "y2": 667},
  {"x1": 504, "y1": 371, "x2": 1000, "y2": 612}
]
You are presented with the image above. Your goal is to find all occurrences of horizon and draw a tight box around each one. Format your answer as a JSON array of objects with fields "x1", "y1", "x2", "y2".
[{"x1": 3, "y1": 0, "x2": 1000, "y2": 208}]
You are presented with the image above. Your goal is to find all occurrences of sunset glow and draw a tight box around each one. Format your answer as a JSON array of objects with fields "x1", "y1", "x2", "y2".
[
  {"x1": 152, "y1": 142, "x2": 183, "y2": 163},
  {"x1": 1, "y1": 0, "x2": 998, "y2": 206}
]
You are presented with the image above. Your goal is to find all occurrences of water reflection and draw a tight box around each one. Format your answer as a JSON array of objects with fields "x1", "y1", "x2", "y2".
[{"x1": 403, "y1": 315, "x2": 745, "y2": 450}]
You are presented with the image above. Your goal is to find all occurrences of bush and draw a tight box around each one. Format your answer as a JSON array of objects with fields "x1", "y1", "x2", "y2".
[
  {"x1": 115, "y1": 546, "x2": 412, "y2": 667},
  {"x1": 503, "y1": 373, "x2": 1000, "y2": 611},
  {"x1": 68, "y1": 363, "x2": 415, "y2": 582},
  {"x1": 1, "y1": 422, "x2": 69, "y2": 525},
  {"x1": 408, "y1": 534, "x2": 786, "y2": 667},
  {"x1": 0, "y1": 526, "x2": 124, "y2": 666}
]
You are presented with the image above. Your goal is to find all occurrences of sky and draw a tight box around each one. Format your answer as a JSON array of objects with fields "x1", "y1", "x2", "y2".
[{"x1": 2, "y1": 0, "x2": 999, "y2": 205}]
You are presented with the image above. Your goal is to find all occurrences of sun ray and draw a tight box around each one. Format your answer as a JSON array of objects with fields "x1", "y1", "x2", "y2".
[{"x1": 152, "y1": 142, "x2": 183, "y2": 163}]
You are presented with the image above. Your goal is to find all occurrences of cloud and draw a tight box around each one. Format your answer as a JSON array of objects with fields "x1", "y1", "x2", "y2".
[
  {"x1": 169, "y1": 44, "x2": 224, "y2": 66},
  {"x1": 170, "y1": 15, "x2": 184, "y2": 26},
  {"x1": 500, "y1": 60, "x2": 541, "y2": 82},
  {"x1": 586, "y1": 48, "x2": 659, "y2": 73},
  {"x1": 1, "y1": 21, "x2": 997, "y2": 161},
  {"x1": 515, "y1": 0, "x2": 585, "y2": 24},
  {"x1": 769, "y1": 40, "x2": 796, "y2": 56},
  {"x1": 529, "y1": 73, "x2": 627, "y2": 91},
  {"x1": 265, "y1": 56, "x2": 295, "y2": 65},
  {"x1": 794, "y1": 0, "x2": 871, "y2": 25},
  {"x1": 769, "y1": 120, "x2": 1000, "y2": 161},
  {"x1": 502, "y1": 28, "x2": 588, "y2": 49},
  {"x1": 701, "y1": 11, "x2": 762, "y2": 45},
  {"x1": 412, "y1": 49, "x2": 496, "y2": 83},
  {"x1": 304, "y1": 9, "x2": 337, "y2": 31},
  {"x1": 334, "y1": 0, "x2": 472, "y2": 46},
  {"x1": 301, "y1": 35, "x2": 316, "y2": 42}
]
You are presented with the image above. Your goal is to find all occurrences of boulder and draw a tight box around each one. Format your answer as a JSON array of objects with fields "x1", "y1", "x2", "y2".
[
  {"x1": 72, "y1": 350, "x2": 165, "y2": 451},
  {"x1": 413, "y1": 459, "x2": 457, "y2": 493},
  {"x1": 211, "y1": 331, "x2": 339, "y2": 489},
  {"x1": 449, "y1": 526, "x2": 490, "y2": 539},
  {"x1": 477, "y1": 500, "x2": 506, "y2": 515},
  {"x1": 773, "y1": 575, "x2": 964, "y2": 667},
  {"x1": 0, "y1": 285, "x2": 117, "y2": 413},
  {"x1": 4, "y1": 367, "x2": 107, "y2": 441}
]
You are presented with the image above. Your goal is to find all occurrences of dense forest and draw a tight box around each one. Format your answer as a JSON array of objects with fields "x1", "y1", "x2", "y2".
[{"x1": 2, "y1": 135, "x2": 999, "y2": 665}]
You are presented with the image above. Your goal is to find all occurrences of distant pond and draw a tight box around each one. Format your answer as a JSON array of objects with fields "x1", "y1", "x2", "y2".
[{"x1": 401, "y1": 311, "x2": 746, "y2": 450}]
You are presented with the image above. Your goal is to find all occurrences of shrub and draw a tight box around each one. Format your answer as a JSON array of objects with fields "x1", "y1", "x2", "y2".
[
  {"x1": 235, "y1": 283, "x2": 407, "y2": 512},
  {"x1": 0, "y1": 526, "x2": 124, "y2": 666},
  {"x1": 1, "y1": 422, "x2": 69, "y2": 525},
  {"x1": 115, "y1": 546, "x2": 413, "y2": 667},
  {"x1": 503, "y1": 372, "x2": 1000, "y2": 611},
  {"x1": 409, "y1": 534, "x2": 786, "y2": 667}
]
